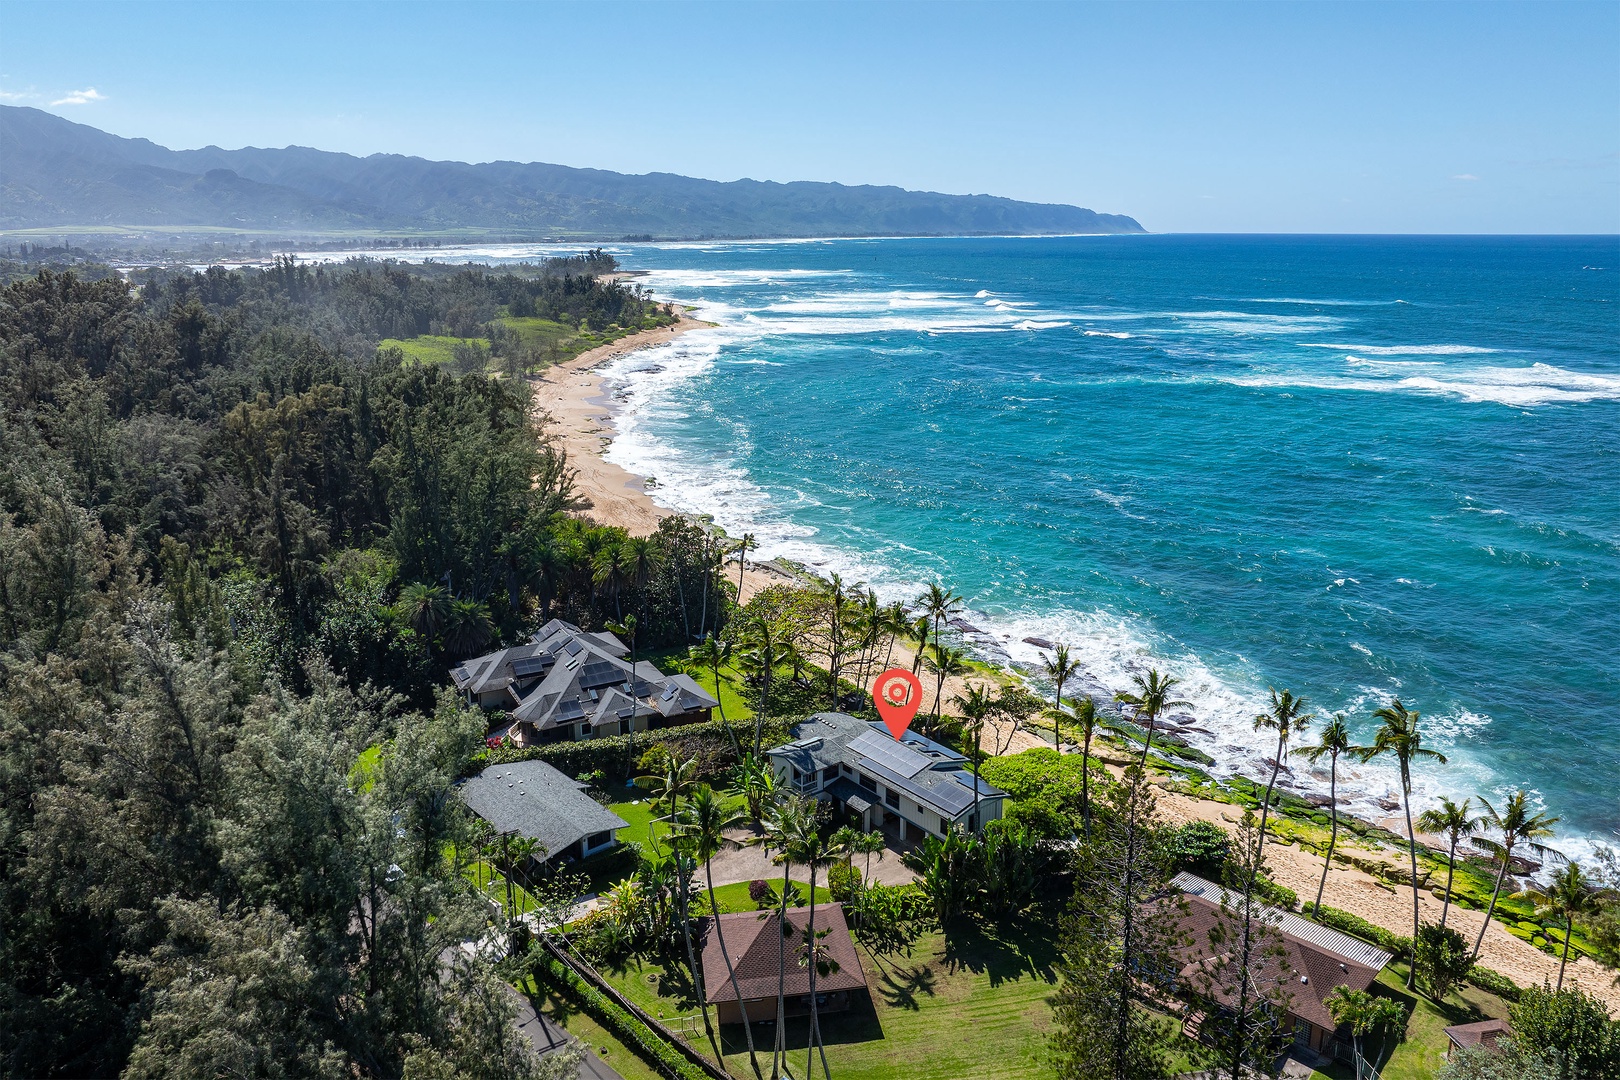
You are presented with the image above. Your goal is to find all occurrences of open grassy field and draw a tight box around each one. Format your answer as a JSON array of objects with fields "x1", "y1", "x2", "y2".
[
  {"x1": 606, "y1": 788, "x2": 749, "y2": 849},
  {"x1": 596, "y1": 922, "x2": 1063, "y2": 1080},
  {"x1": 378, "y1": 333, "x2": 487, "y2": 365}
]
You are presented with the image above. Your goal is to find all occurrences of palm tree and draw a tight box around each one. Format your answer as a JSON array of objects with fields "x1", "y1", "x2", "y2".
[
  {"x1": 905, "y1": 612, "x2": 932, "y2": 676},
  {"x1": 1298, "y1": 714, "x2": 1352, "y2": 915},
  {"x1": 1250, "y1": 689, "x2": 1313, "y2": 873},
  {"x1": 664, "y1": 824, "x2": 723, "y2": 1065},
  {"x1": 736, "y1": 615, "x2": 789, "y2": 756},
  {"x1": 442, "y1": 597, "x2": 494, "y2": 657},
  {"x1": 1470, "y1": 790, "x2": 1561, "y2": 961},
  {"x1": 1113, "y1": 669, "x2": 1190, "y2": 767},
  {"x1": 952, "y1": 683, "x2": 995, "y2": 828},
  {"x1": 1355, "y1": 699, "x2": 1447, "y2": 988},
  {"x1": 850, "y1": 828, "x2": 887, "y2": 888},
  {"x1": 876, "y1": 601, "x2": 910, "y2": 675},
  {"x1": 734, "y1": 532, "x2": 756, "y2": 602},
  {"x1": 921, "y1": 642, "x2": 970, "y2": 735},
  {"x1": 682, "y1": 786, "x2": 763, "y2": 1079},
  {"x1": 730, "y1": 751, "x2": 777, "y2": 826},
  {"x1": 634, "y1": 754, "x2": 700, "y2": 844},
  {"x1": 688, "y1": 633, "x2": 736, "y2": 745},
  {"x1": 758, "y1": 795, "x2": 812, "y2": 1079},
  {"x1": 918, "y1": 582, "x2": 964, "y2": 655},
  {"x1": 1041, "y1": 643, "x2": 1082, "y2": 748},
  {"x1": 776, "y1": 807, "x2": 851, "y2": 1080},
  {"x1": 1415, "y1": 798, "x2": 1478, "y2": 929},
  {"x1": 1073, "y1": 696, "x2": 1099, "y2": 839},
  {"x1": 1518, "y1": 861, "x2": 1597, "y2": 990},
  {"x1": 397, "y1": 582, "x2": 450, "y2": 645}
]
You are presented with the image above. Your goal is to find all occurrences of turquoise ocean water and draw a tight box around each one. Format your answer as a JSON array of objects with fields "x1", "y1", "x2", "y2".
[{"x1": 319, "y1": 235, "x2": 1620, "y2": 852}]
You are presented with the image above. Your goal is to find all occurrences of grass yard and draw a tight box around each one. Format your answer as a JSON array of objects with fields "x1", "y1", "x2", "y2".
[
  {"x1": 598, "y1": 920, "x2": 1062, "y2": 1080},
  {"x1": 645, "y1": 647, "x2": 757, "y2": 726},
  {"x1": 1309, "y1": 961, "x2": 1511, "y2": 1080},
  {"x1": 379, "y1": 333, "x2": 489, "y2": 365},
  {"x1": 607, "y1": 788, "x2": 750, "y2": 849},
  {"x1": 517, "y1": 974, "x2": 666, "y2": 1080}
]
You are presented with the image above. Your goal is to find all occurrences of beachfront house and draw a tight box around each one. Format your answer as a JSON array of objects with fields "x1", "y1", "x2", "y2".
[
  {"x1": 451, "y1": 618, "x2": 718, "y2": 744},
  {"x1": 766, "y1": 712, "x2": 1006, "y2": 840},
  {"x1": 1170, "y1": 872, "x2": 1394, "y2": 1064},
  {"x1": 456, "y1": 759, "x2": 629, "y2": 863},
  {"x1": 699, "y1": 904, "x2": 869, "y2": 1025}
]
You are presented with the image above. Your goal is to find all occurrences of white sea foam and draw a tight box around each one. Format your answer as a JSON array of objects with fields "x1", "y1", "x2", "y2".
[
  {"x1": 1299, "y1": 343, "x2": 1499, "y2": 355},
  {"x1": 1221, "y1": 362, "x2": 1620, "y2": 407},
  {"x1": 1084, "y1": 330, "x2": 1133, "y2": 339}
]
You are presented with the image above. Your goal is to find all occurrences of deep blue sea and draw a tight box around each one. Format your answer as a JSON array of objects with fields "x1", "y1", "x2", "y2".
[{"x1": 315, "y1": 235, "x2": 1620, "y2": 853}]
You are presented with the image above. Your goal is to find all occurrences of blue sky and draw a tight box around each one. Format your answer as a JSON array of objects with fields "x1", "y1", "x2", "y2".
[{"x1": 3, "y1": 1, "x2": 1616, "y2": 233}]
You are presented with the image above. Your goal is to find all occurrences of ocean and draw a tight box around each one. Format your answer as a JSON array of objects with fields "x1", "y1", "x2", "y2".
[{"x1": 316, "y1": 234, "x2": 1620, "y2": 854}]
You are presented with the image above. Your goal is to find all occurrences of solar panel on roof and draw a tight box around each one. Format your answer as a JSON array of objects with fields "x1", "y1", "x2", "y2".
[
  {"x1": 564, "y1": 640, "x2": 583, "y2": 656},
  {"x1": 661, "y1": 685, "x2": 678, "y2": 701},
  {"x1": 848, "y1": 731, "x2": 930, "y2": 778},
  {"x1": 858, "y1": 756, "x2": 975, "y2": 817},
  {"x1": 511, "y1": 656, "x2": 549, "y2": 678}
]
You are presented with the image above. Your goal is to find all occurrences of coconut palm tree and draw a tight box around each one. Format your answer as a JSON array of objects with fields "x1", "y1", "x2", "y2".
[
  {"x1": 952, "y1": 682, "x2": 995, "y2": 826},
  {"x1": 1251, "y1": 689, "x2": 1313, "y2": 871},
  {"x1": 918, "y1": 582, "x2": 964, "y2": 655},
  {"x1": 1471, "y1": 790, "x2": 1561, "y2": 961},
  {"x1": 1298, "y1": 713, "x2": 1352, "y2": 915},
  {"x1": 730, "y1": 751, "x2": 777, "y2": 826},
  {"x1": 1041, "y1": 643, "x2": 1082, "y2": 748},
  {"x1": 688, "y1": 633, "x2": 736, "y2": 744},
  {"x1": 1355, "y1": 699, "x2": 1447, "y2": 988},
  {"x1": 922, "y1": 642, "x2": 970, "y2": 735},
  {"x1": 1073, "y1": 696, "x2": 1100, "y2": 839},
  {"x1": 1416, "y1": 797, "x2": 1478, "y2": 930},
  {"x1": 1113, "y1": 669, "x2": 1190, "y2": 767},
  {"x1": 664, "y1": 824, "x2": 722, "y2": 1065},
  {"x1": 682, "y1": 786, "x2": 763, "y2": 1079},
  {"x1": 758, "y1": 795, "x2": 812, "y2": 1080},
  {"x1": 876, "y1": 601, "x2": 910, "y2": 675},
  {"x1": 906, "y1": 611, "x2": 932, "y2": 676},
  {"x1": 1518, "y1": 861, "x2": 1598, "y2": 990},
  {"x1": 634, "y1": 754, "x2": 700, "y2": 844},
  {"x1": 736, "y1": 615, "x2": 789, "y2": 756},
  {"x1": 776, "y1": 807, "x2": 851, "y2": 1080},
  {"x1": 734, "y1": 532, "x2": 757, "y2": 602}
]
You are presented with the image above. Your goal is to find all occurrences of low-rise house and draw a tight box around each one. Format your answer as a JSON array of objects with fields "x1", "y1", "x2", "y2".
[
  {"x1": 1444, "y1": 1019, "x2": 1510, "y2": 1060},
  {"x1": 765, "y1": 712, "x2": 1006, "y2": 839},
  {"x1": 451, "y1": 618, "x2": 718, "y2": 744},
  {"x1": 1170, "y1": 872, "x2": 1394, "y2": 1062},
  {"x1": 457, "y1": 759, "x2": 628, "y2": 862},
  {"x1": 699, "y1": 904, "x2": 869, "y2": 1024}
]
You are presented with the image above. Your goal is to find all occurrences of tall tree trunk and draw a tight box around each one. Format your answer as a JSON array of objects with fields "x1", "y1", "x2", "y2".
[
  {"x1": 1136, "y1": 710, "x2": 1157, "y2": 769},
  {"x1": 1080, "y1": 731, "x2": 1093, "y2": 841},
  {"x1": 707, "y1": 860, "x2": 762, "y2": 1079},
  {"x1": 806, "y1": 862, "x2": 827, "y2": 1080},
  {"x1": 773, "y1": 856, "x2": 793, "y2": 1079},
  {"x1": 1401, "y1": 770, "x2": 1420, "y2": 990},
  {"x1": 1439, "y1": 837, "x2": 1457, "y2": 929},
  {"x1": 1473, "y1": 847, "x2": 1513, "y2": 961},
  {"x1": 1313, "y1": 756, "x2": 1338, "y2": 915},
  {"x1": 1557, "y1": 922, "x2": 1570, "y2": 990},
  {"x1": 677, "y1": 859, "x2": 724, "y2": 1066}
]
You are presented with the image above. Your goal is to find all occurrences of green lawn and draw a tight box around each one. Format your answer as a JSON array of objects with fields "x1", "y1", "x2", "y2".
[
  {"x1": 518, "y1": 973, "x2": 667, "y2": 1080},
  {"x1": 645, "y1": 647, "x2": 757, "y2": 727},
  {"x1": 379, "y1": 333, "x2": 488, "y2": 366},
  {"x1": 1310, "y1": 961, "x2": 1511, "y2": 1080},
  {"x1": 597, "y1": 922, "x2": 1063, "y2": 1080},
  {"x1": 607, "y1": 789, "x2": 750, "y2": 849}
]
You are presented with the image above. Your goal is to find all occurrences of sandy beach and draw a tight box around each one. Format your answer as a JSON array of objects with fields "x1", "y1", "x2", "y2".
[{"x1": 529, "y1": 318, "x2": 1619, "y2": 1011}]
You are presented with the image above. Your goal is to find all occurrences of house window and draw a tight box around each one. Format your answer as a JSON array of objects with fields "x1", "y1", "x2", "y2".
[
  {"x1": 857, "y1": 771, "x2": 876, "y2": 793},
  {"x1": 884, "y1": 789, "x2": 900, "y2": 809},
  {"x1": 585, "y1": 831, "x2": 612, "y2": 851},
  {"x1": 820, "y1": 766, "x2": 837, "y2": 784}
]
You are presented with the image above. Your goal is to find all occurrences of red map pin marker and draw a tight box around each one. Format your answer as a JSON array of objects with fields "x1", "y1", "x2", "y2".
[{"x1": 872, "y1": 669, "x2": 923, "y2": 740}]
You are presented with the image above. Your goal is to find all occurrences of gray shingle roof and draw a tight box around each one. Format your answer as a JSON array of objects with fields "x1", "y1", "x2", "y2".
[{"x1": 457, "y1": 760, "x2": 627, "y2": 860}]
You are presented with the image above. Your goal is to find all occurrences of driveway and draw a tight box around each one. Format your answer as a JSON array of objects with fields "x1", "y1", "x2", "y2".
[
  {"x1": 703, "y1": 829, "x2": 919, "y2": 889},
  {"x1": 509, "y1": 985, "x2": 626, "y2": 1080}
]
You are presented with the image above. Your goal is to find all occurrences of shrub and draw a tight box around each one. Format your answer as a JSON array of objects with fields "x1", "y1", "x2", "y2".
[
  {"x1": 471, "y1": 715, "x2": 784, "y2": 781},
  {"x1": 1413, "y1": 922, "x2": 1475, "y2": 1001},
  {"x1": 1250, "y1": 874, "x2": 1299, "y2": 912},
  {"x1": 747, "y1": 879, "x2": 774, "y2": 909},
  {"x1": 1165, "y1": 820, "x2": 1230, "y2": 876},
  {"x1": 1311, "y1": 905, "x2": 1411, "y2": 959},
  {"x1": 1467, "y1": 966, "x2": 1523, "y2": 1003},
  {"x1": 827, "y1": 862, "x2": 860, "y2": 903},
  {"x1": 534, "y1": 955, "x2": 711, "y2": 1080},
  {"x1": 1508, "y1": 985, "x2": 1620, "y2": 1080}
]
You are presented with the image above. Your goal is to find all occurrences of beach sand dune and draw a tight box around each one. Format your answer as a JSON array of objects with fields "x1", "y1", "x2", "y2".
[{"x1": 530, "y1": 316, "x2": 1619, "y2": 1012}]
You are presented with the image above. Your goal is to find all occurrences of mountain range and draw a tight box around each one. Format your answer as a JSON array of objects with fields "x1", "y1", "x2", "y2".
[{"x1": 0, "y1": 106, "x2": 1144, "y2": 240}]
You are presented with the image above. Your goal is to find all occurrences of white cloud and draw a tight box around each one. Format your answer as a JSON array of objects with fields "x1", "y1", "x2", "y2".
[
  {"x1": 1450, "y1": 173, "x2": 1480, "y2": 181},
  {"x1": 51, "y1": 87, "x2": 106, "y2": 106},
  {"x1": 0, "y1": 88, "x2": 38, "y2": 102}
]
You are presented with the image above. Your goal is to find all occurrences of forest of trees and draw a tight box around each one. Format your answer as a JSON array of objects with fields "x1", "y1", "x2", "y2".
[{"x1": 0, "y1": 257, "x2": 716, "y2": 1077}]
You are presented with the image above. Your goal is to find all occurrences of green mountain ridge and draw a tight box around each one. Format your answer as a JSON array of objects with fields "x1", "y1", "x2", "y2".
[{"x1": 0, "y1": 106, "x2": 1145, "y2": 239}]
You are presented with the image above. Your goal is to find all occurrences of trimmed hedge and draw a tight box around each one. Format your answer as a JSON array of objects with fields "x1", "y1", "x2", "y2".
[
  {"x1": 535, "y1": 956, "x2": 711, "y2": 1080},
  {"x1": 1467, "y1": 965, "x2": 1524, "y2": 1003}
]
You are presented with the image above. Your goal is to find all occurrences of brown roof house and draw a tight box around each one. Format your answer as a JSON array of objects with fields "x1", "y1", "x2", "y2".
[
  {"x1": 698, "y1": 904, "x2": 869, "y2": 1025},
  {"x1": 1444, "y1": 1019, "x2": 1510, "y2": 1060},
  {"x1": 1169, "y1": 873, "x2": 1394, "y2": 1064}
]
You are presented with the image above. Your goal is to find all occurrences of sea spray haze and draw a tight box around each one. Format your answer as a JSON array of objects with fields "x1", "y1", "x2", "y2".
[{"x1": 343, "y1": 235, "x2": 1620, "y2": 851}]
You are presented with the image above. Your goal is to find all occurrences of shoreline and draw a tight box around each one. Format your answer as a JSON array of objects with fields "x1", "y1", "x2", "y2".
[{"x1": 528, "y1": 309, "x2": 1619, "y2": 1010}]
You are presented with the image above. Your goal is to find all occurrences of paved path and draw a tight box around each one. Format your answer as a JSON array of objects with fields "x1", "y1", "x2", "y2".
[
  {"x1": 509, "y1": 985, "x2": 626, "y2": 1080},
  {"x1": 704, "y1": 829, "x2": 918, "y2": 888}
]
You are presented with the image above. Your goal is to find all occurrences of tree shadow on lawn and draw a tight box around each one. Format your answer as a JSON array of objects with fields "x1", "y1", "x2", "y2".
[
  {"x1": 720, "y1": 995, "x2": 886, "y2": 1054},
  {"x1": 938, "y1": 915, "x2": 1059, "y2": 988},
  {"x1": 871, "y1": 958, "x2": 939, "y2": 1012}
]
